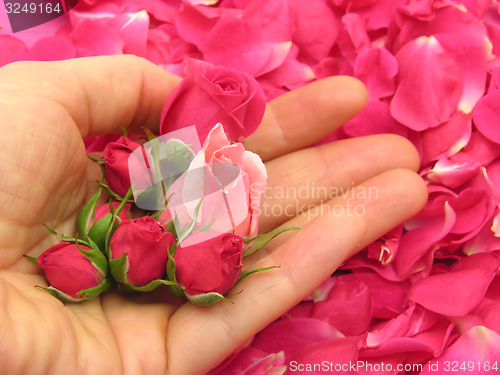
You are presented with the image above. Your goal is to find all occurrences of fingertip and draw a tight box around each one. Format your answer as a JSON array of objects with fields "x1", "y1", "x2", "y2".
[
  {"x1": 316, "y1": 75, "x2": 369, "y2": 122},
  {"x1": 380, "y1": 134, "x2": 422, "y2": 172}
]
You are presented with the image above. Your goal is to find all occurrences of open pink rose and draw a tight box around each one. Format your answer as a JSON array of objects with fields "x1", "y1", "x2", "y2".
[
  {"x1": 174, "y1": 231, "x2": 243, "y2": 296},
  {"x1": 109, "y1": 217, "x2": 175, "y2": 286},
  {"x1": 159, "y1": 57, "x2": 266, "y2": 144},
  {"x1": 38, "y1": 242, "x2": 104, "y2": 299},
  {"x1": 165, "y1": 123, "x2": 267, "y2": 240}
]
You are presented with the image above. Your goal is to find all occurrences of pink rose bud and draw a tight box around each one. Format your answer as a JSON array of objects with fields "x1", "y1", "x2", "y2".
[
  {"x1": 88, "y1": 202, "x2": 133, "y2": 228},
  {"x1": 38, "y1": 242, "x2": 107, "y2": 300},
  {"x1": 159, "y1": 57, "x2": 266, "y2": 144},
  {"x1": 109, "y1": 216, "x2": 175, "y2": 287},
  {"x1": 104, "y1": 136, "x2": 148, "y2": 197},
  {"x1": 174, "y1": 232, "x2": 244, "y2": 298}
]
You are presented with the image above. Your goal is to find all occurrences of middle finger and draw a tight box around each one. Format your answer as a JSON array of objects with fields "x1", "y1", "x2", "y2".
[{"x1": 258, "y1": 133, "x2": 420, "y2": 232}]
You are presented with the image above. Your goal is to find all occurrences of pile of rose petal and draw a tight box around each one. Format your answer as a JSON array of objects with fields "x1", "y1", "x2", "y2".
[{"x1": 5, "y1": 0, "x2": 500, "y2": 372}]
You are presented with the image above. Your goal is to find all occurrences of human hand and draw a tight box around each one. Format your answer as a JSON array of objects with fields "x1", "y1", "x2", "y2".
[{"x1": 0, "y1": 55, "x2": 427, "y2": 375}]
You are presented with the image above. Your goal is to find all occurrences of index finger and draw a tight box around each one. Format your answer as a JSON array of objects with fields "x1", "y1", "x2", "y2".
[
  {"x1": 245, "y1": 76, "x2": 369, "y2": 162},
  {"x1": 0, "y1": 55, "x2": 181, "y2": 137}
]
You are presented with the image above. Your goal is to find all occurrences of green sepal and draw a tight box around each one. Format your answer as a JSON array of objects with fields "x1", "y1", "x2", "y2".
[
  {"x1": 121, "y1": 127, "x2": 128, "y2": 138},
  {"x1": 76, "y1": 241, "x2": 109, "y2": 276},
  {"x1": 96, "y1": 181, "x2": 135, "y2": 202},
  {"x1": 76, "y1": 186, "x2": 102, "y2": 240},
  {"x1": 78, "y1": 274, "x2": 115, "y2": 300},
  {"x1": 23, "y1": 255, "x2": 38, "y2": 264},
  {"x1": 142, "y1": 127, "x2": 157, "y2": 142},
  {"x1": 243, "y1": 227, "x2": 300, "y2": 257},
  {"x1": 87, "y1": 154, "x2": 105, "y2": 165},
  {"x1": 109, "y1": 253, "x2": 178, "y2": 293},
  {"x1": 35, "y1": 273, "x2": 115, "y2": 303},
  {"x1": 166, "y1": 244, "x2": 185, "y2": 297},
  {"x1": 43, "y1": 224, "x2": 83, "y2": 243},
  {"x1": 109, "y1": 254, "x2": 129, "y2": 285},
  {"x1": 164, "y1": 219, "x2": 177, "y2": 239},
  {"x1": 124, "y1": 278, "x2": 180, "y2": 293},
  {"x1": 185, "y1": 291, "x2": 233, "y2": 306},
  {"x1": 36, "y1": 286, "x2": 85, "y2": 303},
  {"x1": 236, "y1": 266, "x2": 281, "y2": 284},
  {"x1": 88, "y1": 213, "x2": 114, "y2": 254},
  {"x1": 177, "y1": 199, "x2": 203, "y2": 243},
  {"x1": 103, "y1": 188, "x2": 134, "y2": 258}
]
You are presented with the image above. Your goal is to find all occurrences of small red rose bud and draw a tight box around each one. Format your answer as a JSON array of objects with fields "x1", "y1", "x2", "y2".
[
  {"x1": 104, "y1": 136, "x2": 149, "y2": 198},
  {"x1": 38, "y1": 242, "x2": 109, "y2": 301},
  {"x1": 174, "y1": 231, "x2": 243, "y2": 302},
  {"x1": 109, "y1": 216, "x2": 175, "y2": 288}
]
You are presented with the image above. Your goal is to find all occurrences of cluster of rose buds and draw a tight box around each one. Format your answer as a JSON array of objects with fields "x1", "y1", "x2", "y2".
[{"x1": 28, "y1": 123, "x2": 295, "y2": 305}]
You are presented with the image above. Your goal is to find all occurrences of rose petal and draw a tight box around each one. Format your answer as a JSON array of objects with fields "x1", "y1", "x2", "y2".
[
  {"x1": 421, "y1": 326, "x2": 500, "y2": 373},
  {"x1": 406, "y1": 252, "x2": 500, "y2": 316},
  {"x1": 391, "y1": 36, "x2": 463, "y2": 131},
  {"x1": 312, "y1": 277, "x2": 372, "y2": 336},
  {"x1": 252, "y1": 318, "x2": 344, "y2": 363},
  {"x1": 354, "y1": 47, "x2": 398, "y2": 100}
]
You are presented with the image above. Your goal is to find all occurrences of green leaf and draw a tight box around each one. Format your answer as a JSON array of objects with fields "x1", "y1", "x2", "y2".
[
  {"x1": 121, "y1": 127, "x2": 128, "y2": 138},
  {"x1": 243, "y1": 227, "x2": 300, "y2": 257},
  {"x1": 178, "y1": 199, "x2": 203, "y2": 243},
  {"x1": 23, "y1": 255, "x2": 38, "y2": 264},
  {"x1": 185, "y1": 291, "x2": 233, "y2": 306},
  {"x1": 76, "y1": 186, "x2": 102, "y2": 240},
  {"x1": 236, "y1": 266, "x2": 280, "y2": 284}
]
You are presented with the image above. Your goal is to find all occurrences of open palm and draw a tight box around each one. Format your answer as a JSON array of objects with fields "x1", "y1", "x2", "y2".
[{"x1": 0, "y1": 56, "x2": 427, "y2": 375}]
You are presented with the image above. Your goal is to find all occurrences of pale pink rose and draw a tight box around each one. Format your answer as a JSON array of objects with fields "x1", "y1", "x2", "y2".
[{"x1": 165, "y1": 124, "x2": 266, "y2": 239}]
